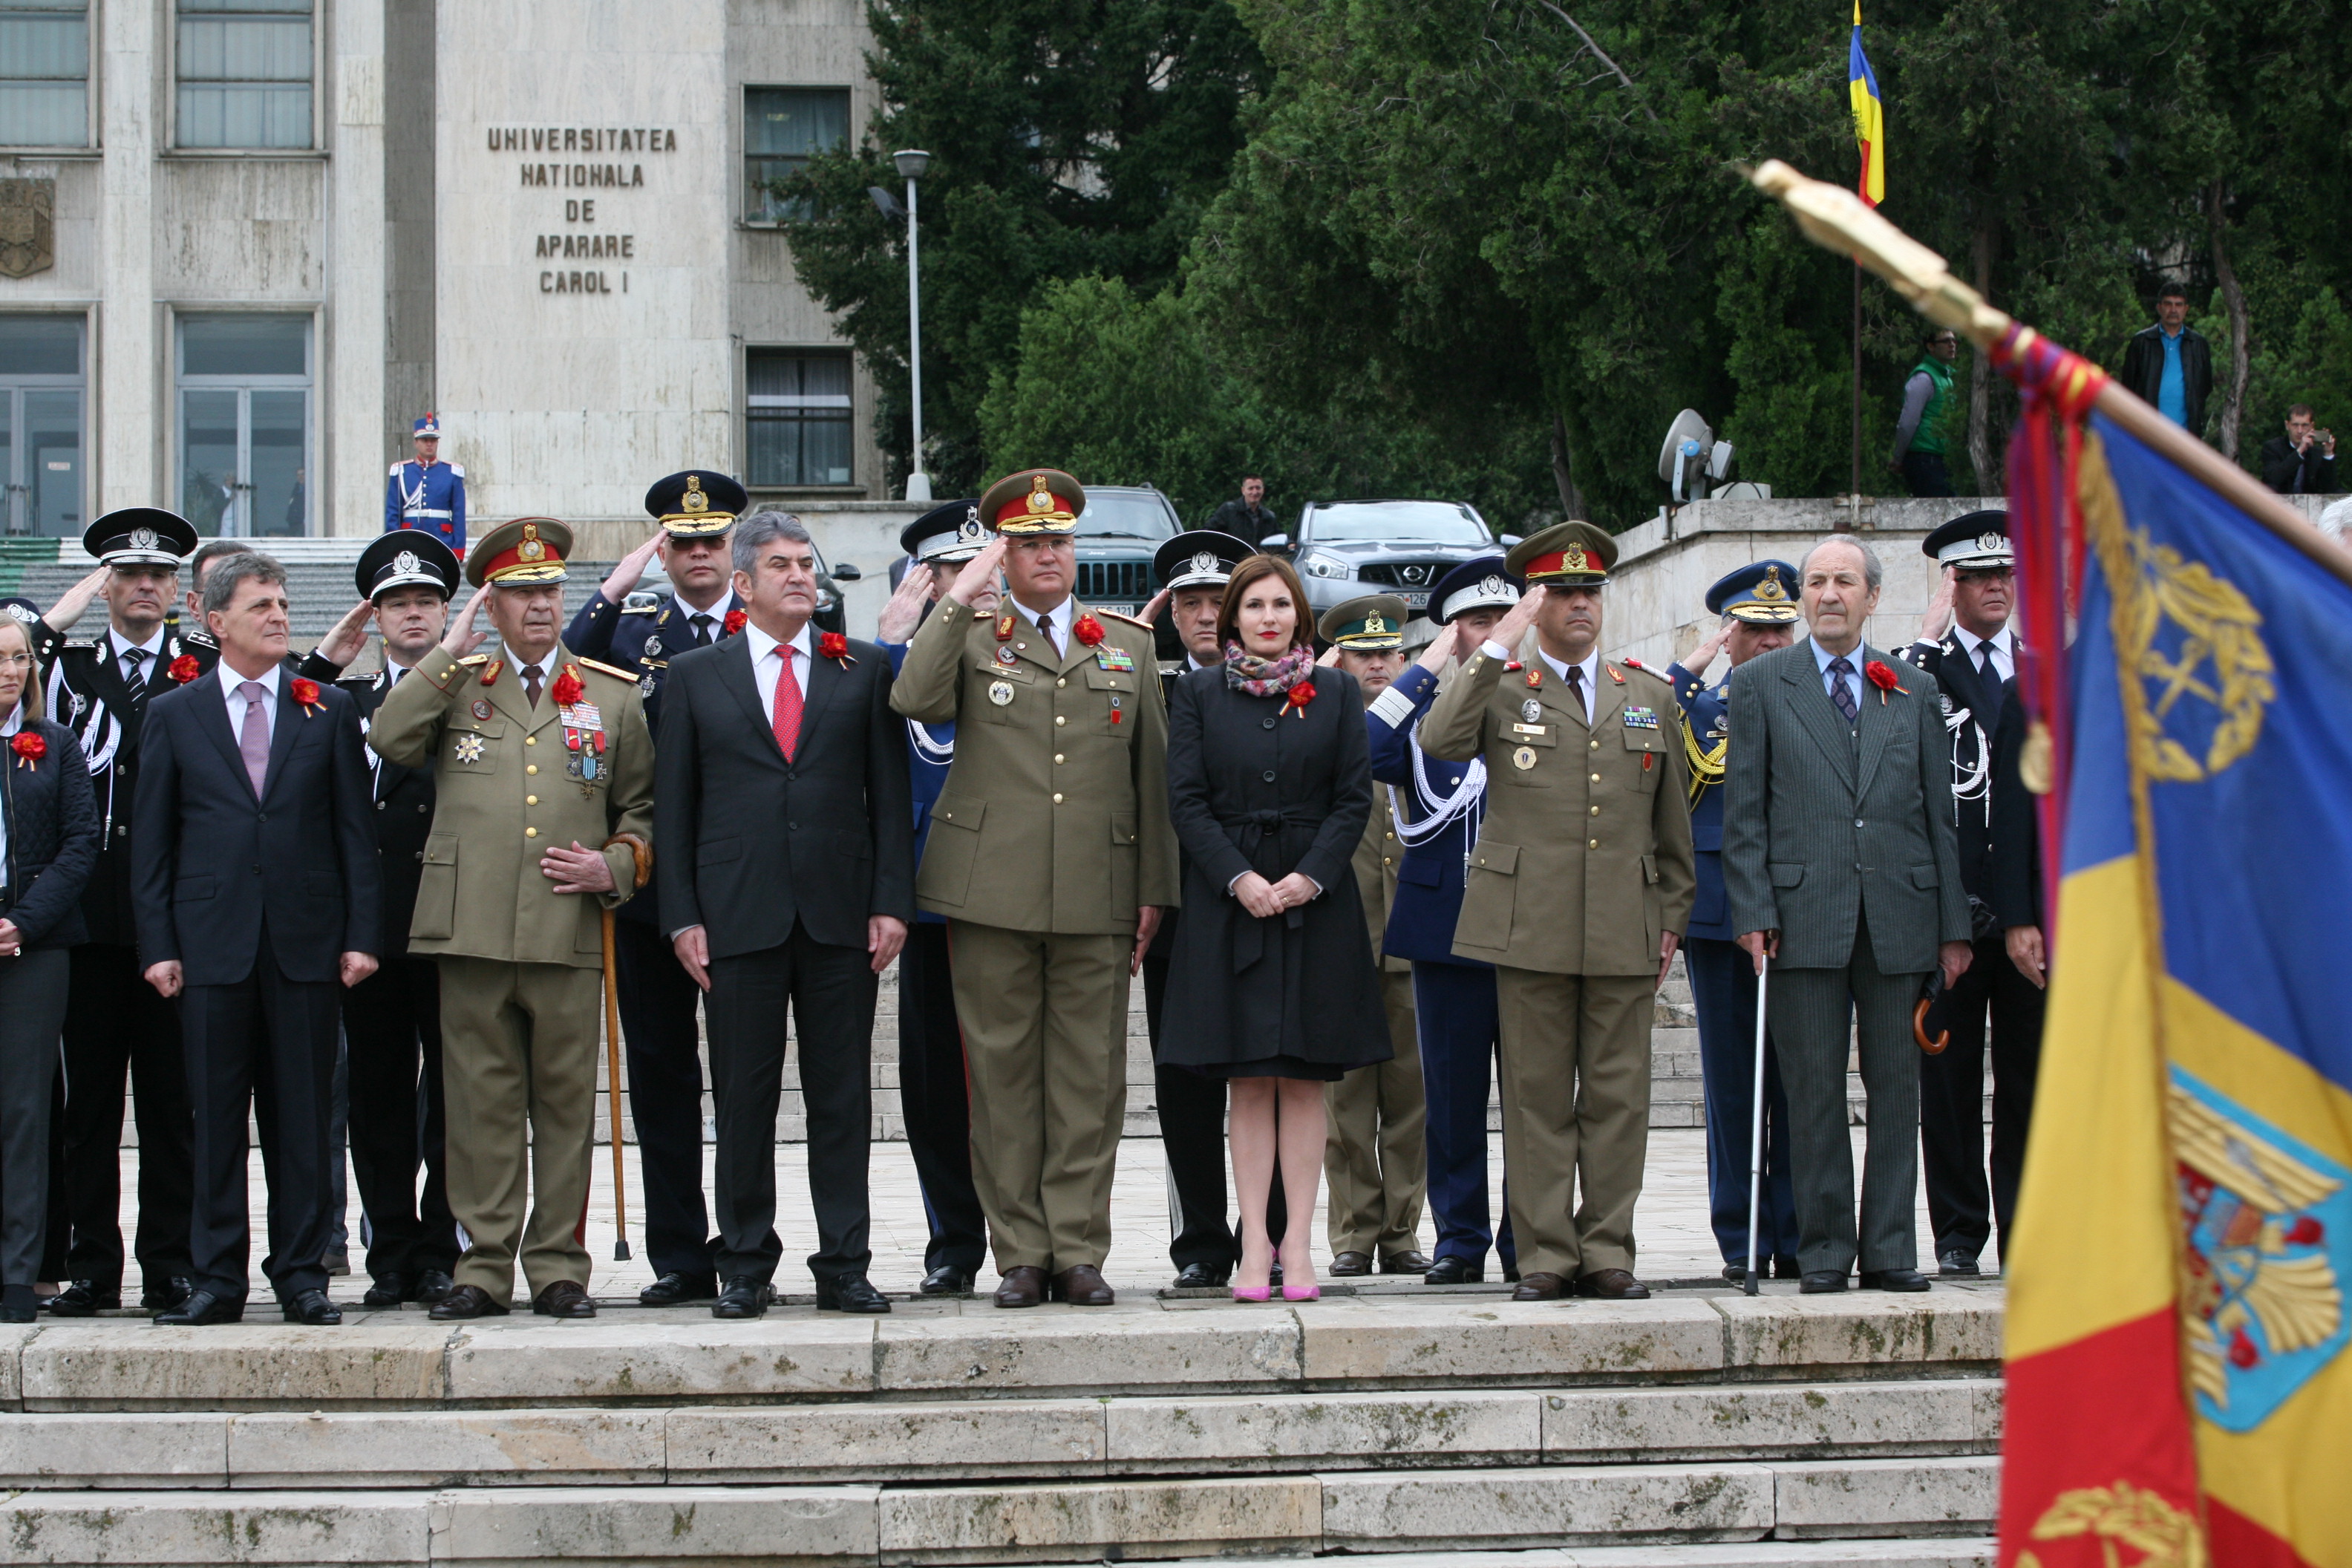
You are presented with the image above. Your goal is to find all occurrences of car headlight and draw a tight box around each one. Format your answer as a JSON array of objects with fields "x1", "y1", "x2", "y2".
[
  {"x1": 815, "y1": 587, "x2": 839, "y2": 612},
  {"x1": 1301, "y1": 552, "x2": 1353, "y2": 581}
]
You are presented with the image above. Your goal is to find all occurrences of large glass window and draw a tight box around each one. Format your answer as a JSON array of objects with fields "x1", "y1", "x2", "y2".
[
  {"x1": 177, "y1": 314, "x2": 310, "y2": 536},
  {"x1": 177, "y1": 0, "x2": 312, "y2": 149},
  {"x1": 0, "y1": 316, "x2": 81, "y2": 537},
  {"x1": 0, "y1": 0, "x2": 88, "y2": 147},
  {"x1": 745, "y1": 87, "x2": 849, "y2": 224},
  {"x1": 746, "y1": 350, "x2": 852, "y2": 487}
]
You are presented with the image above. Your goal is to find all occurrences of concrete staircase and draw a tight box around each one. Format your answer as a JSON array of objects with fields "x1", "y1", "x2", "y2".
[{"x1": 0, "y1": 1287, "x2": 2004, "y2": 1567}]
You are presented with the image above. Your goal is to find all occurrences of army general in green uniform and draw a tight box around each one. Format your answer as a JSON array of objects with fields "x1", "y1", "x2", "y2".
[
  {"x1": 890, "y1": 468, "x2": 1180, "y2": 1307},
  {"x1": 370, "y1": 517, "x2": 655, "y2": 1320},
  {"x1": 1420, "y1": 523, "x2": 1695, "y2": 1302}
]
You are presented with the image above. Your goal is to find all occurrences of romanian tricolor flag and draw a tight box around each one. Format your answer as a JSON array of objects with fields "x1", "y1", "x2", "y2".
[
  {"x1": 1848, "y1": 4, "x2": 1885, "y2": 207},
  {"x1": 1999, "y1": 355, "x2": 2352, "y2": 1567}
]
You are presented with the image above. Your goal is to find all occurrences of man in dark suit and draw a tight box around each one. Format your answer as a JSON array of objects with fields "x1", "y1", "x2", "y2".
[
  {"x1": 1723, "y1": 535, "x2": 1971, "y2": 1294},
  {"x1": 2258, "y1": 405, "x2": 2338, "y2": 494},
  {"x1": 1896, "y1": 513, "x2": 2047, "y2": 1278},
  {"x1": 2119, "y1": 283, "x2": 2212, "y2": 437},
  {"x1": 658, "y1": 510, "x2": 913, "y2": 1318},
  {"x1": 298, "y1": 532, "x2": 466, "y2": 1306},
  {"x1": 132, "y1": 552, "x2": 381, "y2": 1325}
]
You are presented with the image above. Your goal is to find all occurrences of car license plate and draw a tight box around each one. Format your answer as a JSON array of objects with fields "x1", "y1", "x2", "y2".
[
  {"x1": 1098, "y1": 604, "x2": 1137, "y2": 617},
  {"x1": 1401, "y1": 592, "x2": 1429, "y2": 608}
]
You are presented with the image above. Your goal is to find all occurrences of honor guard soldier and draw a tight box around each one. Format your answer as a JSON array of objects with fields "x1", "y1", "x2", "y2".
[
  {"x1": 874, "y1": 500, "x2": 996, "y2": 1296},
  {"x1": 564, "y1": 471, "x2": 749, "y2": 1307},
  {"x1": 891, "y1": 468, "x2": 1181, "y2": 1308},
  {"x1": 369, "y1": 517, "x2": 655, "y2": 1320},
  {"x1": 1896, "y1": 511, "x2": 2042, "y2": 1276},
  {"x1": 1668, "y1": 561, "x2": 1802, "y2": 1281},
  {"x1": 385, "y1": 414, "x2": 467, "y2": 552},
  {"x1": 297, "y1": 532, "x2": 467, "y2": 1305},
  {"x1": 1365, "y1": 558, "x2": 1520, "y2": 1284},
  {"x1": 34, "y1": 509, "x2": 209, "y2": 1316},
  {"x1": 1141, "y1": 528, "x2": 1279, "y2": 1288},
  {"x1": 1420, "y1": 522, "x2": 1696, "y2": 1301},
  {"x1": 1316, "y1": 595, "x2": 1431, "y2": 1276}
]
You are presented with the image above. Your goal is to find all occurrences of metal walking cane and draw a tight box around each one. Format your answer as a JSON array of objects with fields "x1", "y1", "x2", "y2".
[{"x1": 1744, "y1": 953, "x2": 1770, "y2": 1298}]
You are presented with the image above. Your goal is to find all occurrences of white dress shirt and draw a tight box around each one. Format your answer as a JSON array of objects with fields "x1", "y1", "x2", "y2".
[
  {"x1": 1951, "y1": 623, "x2": 2015, "y2": 685},
  {"x1": 673, "y1": 589, "x2": 740, "y2": 649},
  {"x1": 1016, "y1": 597, "x2": 1077, "y2": 658},
  {"x1": 218, "y1": 660, "x2": 283, "y2": 745},
  {"x1": 0, "y1": 704, "x2": 19, "y2": 874},
  {"x1": 1480, "y1": 638, "x2": 1597, "y2": 723},
  {"x1": 110, "y1": 626, "x2": 166, "y2": 687},
  {"x1": 744, "y1": 618, "x2": 815, "y2": 720}
]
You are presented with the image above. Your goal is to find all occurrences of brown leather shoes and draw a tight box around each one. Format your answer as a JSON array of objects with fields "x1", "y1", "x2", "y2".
[
  {"x1": 532, "y1": 1280, "x2": 596, "y2": 1319},
  {"x1": 1327, "y1": 1251, "x2": 1374, "y2": 1277},
  {"x1": 1051, "y1": 1264, "x2": 1116, "y2": 1305},
  {"x1": 428, "y1": 1284, "x2": 509, "y2": 1321},
  {"x1": 994, "y1": 1266, "x2": 1047, "y2": 1308},
  {"x1": 1510, "y1": 1271, "x2": 1569, "y2": 1301},
  {"x1": 1574, "y1": 1268, "x2": 1650, "y2": 1299}
]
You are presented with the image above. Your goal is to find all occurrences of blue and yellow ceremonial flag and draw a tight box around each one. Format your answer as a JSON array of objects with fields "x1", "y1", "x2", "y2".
[
  {"x1": 2001, "y1": 407, "x2": 2352, "y2": 1568},
  {"x1": 1848, "y1": 4, "x2": 1885, "y2": 207}
]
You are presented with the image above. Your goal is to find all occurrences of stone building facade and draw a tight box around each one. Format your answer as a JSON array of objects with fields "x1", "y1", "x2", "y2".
[{"x1": 0, "y1": 0, "x2": 887, "y2": 540}]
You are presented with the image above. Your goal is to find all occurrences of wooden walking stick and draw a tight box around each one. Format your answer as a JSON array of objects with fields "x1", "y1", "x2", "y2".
[{"x1": 601, "y1": 832, "x2": 650, "y2": 1262}]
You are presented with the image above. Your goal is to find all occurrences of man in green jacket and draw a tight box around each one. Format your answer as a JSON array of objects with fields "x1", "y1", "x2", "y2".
[{"x1": 1889, "y1": 327, "x2": 1961, "y2": 497}]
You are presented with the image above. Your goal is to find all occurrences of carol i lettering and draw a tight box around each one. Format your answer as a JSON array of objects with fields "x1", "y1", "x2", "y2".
[{"x1": 494, "y1": 124, "x2": 671, "y2": 297}]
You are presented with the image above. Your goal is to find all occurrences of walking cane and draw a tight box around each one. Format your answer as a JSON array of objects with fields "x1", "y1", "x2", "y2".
[
  {"x1": 1744, "y1": 955, "x2": 1770, "y2": 1297},
  {"x1": 601, "y1": 905, "x2": 631, "y2": 1261}
]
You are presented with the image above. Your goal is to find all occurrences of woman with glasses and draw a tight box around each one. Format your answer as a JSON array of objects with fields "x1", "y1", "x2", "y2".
[{"x1": 0, "y1": 610, "x2": 99, "y2": 1321}]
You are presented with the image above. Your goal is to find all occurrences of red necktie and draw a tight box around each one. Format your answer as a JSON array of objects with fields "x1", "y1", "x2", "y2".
[{"x1": 771, "y1": 646, "x2": 803, "y2": 762}]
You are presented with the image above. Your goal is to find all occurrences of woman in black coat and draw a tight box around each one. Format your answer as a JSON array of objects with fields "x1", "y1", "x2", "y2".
[
  {"x1": 1160, "y1": 555, "x2": 1388, "y2": 1301},
  {"x1": 0, "y1": 615, "x2": 98, "y2": 1321}
]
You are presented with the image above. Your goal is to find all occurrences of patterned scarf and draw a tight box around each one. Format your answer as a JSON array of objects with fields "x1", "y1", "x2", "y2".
[{"x1": 1222, "y1": 639, "x2": 1315, "y2": 697}]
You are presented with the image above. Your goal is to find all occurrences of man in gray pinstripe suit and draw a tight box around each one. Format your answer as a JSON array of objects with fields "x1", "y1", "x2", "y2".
[{"x1": 1722, "y1": 536, "x2": 1972, "y2": 1293}]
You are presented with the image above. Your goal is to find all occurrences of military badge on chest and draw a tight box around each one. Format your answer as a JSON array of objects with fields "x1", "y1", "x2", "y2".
[
  {"x1": 452, "y1": 733, "x2": 486, "y2": 765},
  {"x1": 561, "y1": 700, "x2": 607, "y2": 792}
]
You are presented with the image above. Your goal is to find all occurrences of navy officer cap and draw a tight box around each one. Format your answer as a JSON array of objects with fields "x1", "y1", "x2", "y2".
[
  {"x1": 85, "y1": 508, "x2": 197, "y2": 569},
  {"x1": 901, "y1": 500, "x2": 990, "y2": 564},
  {"x1": 1153, "y1": 530, "x2": 1255, "y2": 594},
  {"x1": 644, "y1": 471, "x2": 748, "y2": 539},
  {"x1": 1704, "y1": 559, "x2": 1803, "y2": 624},
  {"x1": 1921, "y1": 509, "x2": 2013, "y2": 571},
  {"x1": 356, "y1": 529, "x2": 461, "y2": 602},
  {"x1": 1428, "y1": 555, "x2": 1523, "y2": 624}
]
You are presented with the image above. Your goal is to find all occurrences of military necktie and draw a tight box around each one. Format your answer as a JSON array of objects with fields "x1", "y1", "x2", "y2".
[
  {"x1": 520, "y1": 663, "x2": 543, "y2": 708},
  {"x1": 1828, "y1": 656, "x2": 1859, "y2": 723},
  {"x1": 1976, "y1": 642, "x2": 2004, "y2": 731},
  {"x1": 688, "y1": 613, "x2": 713, "y2": 647},
  {"x1": 1563, "y1": 662, "x2": 1585, "y2": 723}
]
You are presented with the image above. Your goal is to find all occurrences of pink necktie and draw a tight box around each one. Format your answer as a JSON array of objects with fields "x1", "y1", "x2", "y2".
[
  {"x1": 238, "y1": 681, "x2": 270, "y2": 797},
  {"x1": 771, "y1": 647, "x2": 803, "y2": 762}
]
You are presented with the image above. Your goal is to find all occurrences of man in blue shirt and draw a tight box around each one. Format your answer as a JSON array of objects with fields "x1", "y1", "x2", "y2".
[
  {"x1": 384, "y1": 415, "x2": 467, "y2": 552},
  {"x1": 2120, "y1": 284, "x2": 2212, "y2": 437}
]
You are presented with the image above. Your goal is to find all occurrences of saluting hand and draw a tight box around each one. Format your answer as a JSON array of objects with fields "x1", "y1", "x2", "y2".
[
  {"x1": 1414, "y1": 621, "x2": 1460, "y2": 674},
  {"x1": 314, "y1": 598, "x2": 376, "y2": 670},
  {"x1": 42, "y1": 564, "x2": 111, "y2": 635},
  {"x1": 944, "y1": 537, "x2": 1008, "y2": 606},
  {"x1": 1483, "y1": 586, "x2": 1546, "y2": 656},
  {"x1": 1138, "y1": 589, "x2": 1170, "y2": 628},
  {"x1": 441, "y1": 585, "x2": 493, "y2": 660},
  {"x1": 1682, "y1": 621, "x2": 1731, "y2": 681},
  {"x1": 877, "y1": 564, "x2": 932, "y2": 644},
  {"x1": 599, "y1": 532, "x2": 665, "y2": 604},
  {"x1": 1917, "y1": 566, "x2": 1957, "y2": 642}
]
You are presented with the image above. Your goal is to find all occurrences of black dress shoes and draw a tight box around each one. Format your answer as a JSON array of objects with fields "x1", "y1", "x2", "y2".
[
  {"x1": 1575, "y1": 1269, "x2": 1650, "y2": 1299},
  {"x1": 1937, "y1": 1250, "x2": 1981, "y2": 1277},
  {"x1": 429, "y1": 1284, "x2": 509, "y2": 1320},
  {"x1": 1422, "y1": 1256, "x2": 1483, "y2": 1285},
  {"x1": 713, "y1": 1276, "x2": 776, "y2": 1319},
  {"x1": 283, "y1": 1289, "x2": 342, "y2": 1325},
  {"x1": 1327, "y1": 1251, "x2": 1374, "y2": 1277},
  {"x1": 533, "y1": 1281, "x2": 596, "y2": 1319},
  {"x1": 1773, "y1": 1255, "x2": 1803, "y2": 1280},
  {"x1": 1799, "y1": 1270, "x2": 1849, "y2": 1293},
  {"x1": 362, "y1": 1275, "x2": 411, "y2": 1308},
  {"x1": 153, "y1": 1289, "x2": 244, "y2": 1326},
  {"x1": 1382, "y1": 1250, "x2": 1434, "y2": 1275},
  {"x1": 1510, "y1": 1272, "x2": 1569, "y2": 1301},
  {"x1": 414, "y1": 1270, "x2": 456, "y2": 1304},
  {"x1": 817, "y1": 1275, "x2": 892, "y2": 1314},
  {"x1": 140, "y1": 1277, "x2": 194, "y2": 1312},
  {"x1": 1172, "y1": 1263, "x2": 1229, "y2": 1289},
  {"x1": 638, "y1": 1273, "x2": 717, "y2": 1307},
  {"x1": 920, "y1": 1265, "x2": 975, "y2": 1296},
  {"x1": 44, "y1": 1280, "x2": 116, "y2": 1318},
  {"x1": 1860, "y1": 1268, "x2": 1932, "y2": 1292},
  {"x1": 994, "y1": 1266, "x2": 1047, "y2": 1308},
  {"x1": 1051, "y1": 1264, "x2": 1116, "y2": 1305},
  {"x1": 1, "y1": 1284, "x2": 36, "y2": 1323}
]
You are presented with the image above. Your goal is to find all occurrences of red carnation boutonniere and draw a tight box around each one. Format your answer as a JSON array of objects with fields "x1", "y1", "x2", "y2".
[
  {"x1": 1863, "y1": 659, "x2": 1904, "y2": 705},
  {"x1": 10, "y1": 731, "x2": 44, "y2": 769},
  {"x1": 290, "y1": 677, "x2": 324, "y2": 717},
  {"x1": 722, "y1": 609, "x2": 748, "y2": 637},
  {"x1": 550, "y1": 666, "x2": 585, "y2": 708},
  {"x1": 819, "y1": 631, "x2": 855, "y2": 668},
  {"x1": 169, "y1": 653, "x2": 201, "y2": 685},
  {"x1": 1285, "y1": 679, "x2": 1317, "y2": 719},
  {"x1": 1072, "y1": 615, "x2": 1105, "y2": 648}
]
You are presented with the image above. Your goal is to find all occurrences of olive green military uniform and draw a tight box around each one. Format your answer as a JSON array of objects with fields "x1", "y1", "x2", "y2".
[
  {"x1": 1324, "y1": 778, "x2": 1428, "y2": 1259},
  {"x1": 890, "y1": 599, "x2": 1180, "y2": 1275},
  {"x1": 1420, "y1": 633, "x2": 1696, "y2": 1281},
  {"x1": 369, "y1": 642, "x2": 654, "y2": 1305}
]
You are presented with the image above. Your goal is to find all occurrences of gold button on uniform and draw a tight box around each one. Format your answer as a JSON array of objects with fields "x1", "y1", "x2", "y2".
[
  {"x1": 526, "y1": 763, "x2": 538, "y2": 775},
  {"x1": 526, "y1": 827, "x2": 538, "y2": 839},
  {"x1": 1051, "y1": 792, "x2": 1064, "y2": 803},
  {"x1": 526, "y1": 794, "x2": 538, "y2": 806},
  {"x1": 1056, "y1": 678, "x2": 1067, "y2": 689},
  {"x1": 1589, "y1": 738, "x2": 1599, "y2": 750},
  {"x1": 1590, "y1": 772, "x2": 1601, "y2": 783},
  {"x1": 1054, "y1": 754, "x2": 1065, "y2": 764},
  {"x1": 526, "y1": 736, "x2": 537, "y2": 746},
  {"x1": 1590, "y1": 805, "x2": 1601, "y2": 817},
  {"x1": 1588, "y1": 838, "x2": 1598, "y2": 849},
  {"x1": 1054, "y1": 715, "x2": 1066, "y2": 727}
]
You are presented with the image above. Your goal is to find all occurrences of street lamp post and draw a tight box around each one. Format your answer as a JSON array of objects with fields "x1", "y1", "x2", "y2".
[{"x1": 894, "y1": 149, "x2": 932, "y2": 503}]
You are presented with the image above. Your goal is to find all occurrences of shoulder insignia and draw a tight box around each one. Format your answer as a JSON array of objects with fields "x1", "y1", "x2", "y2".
[
  {"x1": 655, "y1": 606, "x2": 670, "y2": 625},
  {"x1": 457, "y1": 653, "x2": 491, "y2": 665},
  {"x1": 1620, "y1": 656, "x2": 1647, "y2": 670},
  {"x1": 1095, "y1": 608, "x2": 1153, "y2": 630},
  {"x1": 446, "y1": 463, "x2": 464, "y2": 477},
  {"x1": 972, "y1": 607, "x2": 993, "y2": 621},
  {"x1": 1604, "y1": 663, "x2": 1627, "y2": 685},
  {"x1": 336, "y1": 673, "x2": 373, "y2": 687},
  {"x1": 388, "y1": 462, "x2": 405, "y2": 477},
  {"x1": 62, "y1": 638, "x2": 97, "y2": 651},
  {"x1": 576, "y1": 656, "x2": 638, "y2": 682},
  {"x1": 620, "y1": 601, "x2": 657, "y2": 616}
]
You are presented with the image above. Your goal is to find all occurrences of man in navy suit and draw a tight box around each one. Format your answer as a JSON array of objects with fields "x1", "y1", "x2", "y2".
[
  {"x1": 1668, "y1": 561, "x2": 1801, "y2": 1281},
  {"x1": 131, "y1": 552, "x2": 381, "y2": 1326},
  {"x1": 1365, "y1": 558, "x2": 1520, "y2": 1284}
]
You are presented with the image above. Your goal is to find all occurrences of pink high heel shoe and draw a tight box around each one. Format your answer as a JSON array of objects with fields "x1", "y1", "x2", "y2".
[
  {"x1": 1232, "y1": 1284, "x2": 1273, "y2": 1302},
  {"x1": 1281, "y1": 1282, "x2": 1320, "y2": 1301}
]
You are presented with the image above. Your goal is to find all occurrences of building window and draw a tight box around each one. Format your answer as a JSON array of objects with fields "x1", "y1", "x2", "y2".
[
  {"x1": 177, "y1": 314, "x2": 310, "y2": 537},
  {"x1": 0, "y1": 0, "x2": 88, "y2": 147},
  {"x1": 177, "y1": 0, "x2": 312, "y2": 149},
  {"x1": 0, "y1": 316, "x2": 81, "y2": 537},
  {"x1": 745, "y1": 87, "x2": 848, "y2": 224},
  {"x1": 747, "y1": 350, "x2": 852, "y2": 487}
]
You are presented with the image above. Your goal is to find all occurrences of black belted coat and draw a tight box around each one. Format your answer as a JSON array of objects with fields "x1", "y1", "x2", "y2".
[{"x1": 1157, "y1": 662, "x2": 1391, "y2": 1079}]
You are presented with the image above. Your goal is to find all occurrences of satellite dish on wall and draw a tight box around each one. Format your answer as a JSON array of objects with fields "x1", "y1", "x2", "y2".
[{"x1": 1657, "y1": 409, "x2": 1737, "y2": 502}]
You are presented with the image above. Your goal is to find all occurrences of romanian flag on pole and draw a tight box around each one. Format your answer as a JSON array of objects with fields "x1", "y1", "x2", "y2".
[
  {"x1": 1997, "y1": 341, "x2": 2352, "y2": 1568},
  {"x1": 1848, "y1": 3, "x2": 1885, "y2": 206}
]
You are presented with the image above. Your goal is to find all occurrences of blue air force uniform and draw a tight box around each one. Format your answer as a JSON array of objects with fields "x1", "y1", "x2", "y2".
[
  {"x1": 385, "y1": 417, "x2": 466, "y2": 550},
  {"x1": 1361, "y1": 558, "x2": 1523, "y2": 1281},
  {"x1": 1673, "y1": 561, "x2": 1804, "y2": 1276}
]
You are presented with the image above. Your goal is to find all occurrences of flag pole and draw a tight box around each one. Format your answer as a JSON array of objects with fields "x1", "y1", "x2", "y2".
[{"x1": 1850, "y1": 261, "x2": 1862, "y2": 521}]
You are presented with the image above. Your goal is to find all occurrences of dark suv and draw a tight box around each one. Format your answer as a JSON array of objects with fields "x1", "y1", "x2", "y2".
[
  {"x1": 1273, "y1": 500, "x2": 1511, "y2": 621},
  {"x1": 1070, "y1": 484, "x2": 1180, "y2": 615}
]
